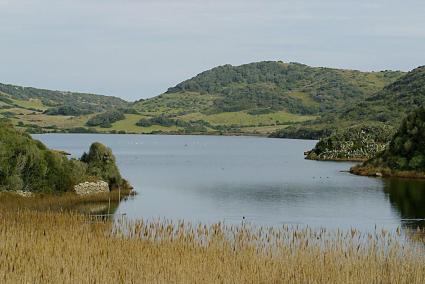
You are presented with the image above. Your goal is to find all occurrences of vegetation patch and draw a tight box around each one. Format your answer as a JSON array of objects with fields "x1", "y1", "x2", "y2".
[
  {"x1": 351, "y1": 107, "x2": 425, "y2": 178},
  {"x1": 306, "y1": 123, "x2": 395, "y2": 161},
  {"x1": 165, "y1": 61, "x2": 403, "y2": 115},
  {"x1": 0, "y1": 62, "x2": 410, "y2": 136},
  {"x1": 0, "y1": 119, "x2": 127, "y2": 192},
  {"x1": 136, "y1": 115, "x2": 210, "y2": 133},
  {"x1": 86, "y1": 110, "x2": 126, "y2": 128}
]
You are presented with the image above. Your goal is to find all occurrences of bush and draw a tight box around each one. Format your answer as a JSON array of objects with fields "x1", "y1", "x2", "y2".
[
  {"x1": 363, "y1": 107, "x2": 425, "y2": 171},
  {"x1": 80, "y1": 142, "x2": 123, "y2": 189},
  {"x1": 409, "y1": 155, "x2": 425, "y2": 169},
  {"x1": 86, "y1": 110, "x2": 125, "y2": 127},
  {"x1": 44, "y1": 106, "x2": 93, "y2": 116},
  {"x1": 0, "y1": 120, "x2": 125, "y2": 192},
  {"x1": 136, "y1": 116, "x2": 211, "y2": 133},
  {"x1": 136, "y1": 118, "x2": 153, "y2": 127}
]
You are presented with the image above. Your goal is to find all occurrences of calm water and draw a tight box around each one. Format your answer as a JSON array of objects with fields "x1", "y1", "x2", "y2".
[{"x1": 34, "y1": 134, "x2": 425, "y2": 230}]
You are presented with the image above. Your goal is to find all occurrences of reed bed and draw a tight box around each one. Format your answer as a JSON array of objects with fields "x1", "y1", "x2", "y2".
[
  {"x1": 1, "y1": 201, "x2": 425, "y2": 284},
  {"x1": 0, "y1": 189, "x2": 133, "y2": 212}
]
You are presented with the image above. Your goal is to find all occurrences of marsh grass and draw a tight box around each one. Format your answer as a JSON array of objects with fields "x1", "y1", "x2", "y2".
[
  {"x1": 351, "y1": 165, "x2": 425, "y2": 180},
  {"x1": 1, "y1": 195, "x2": 425, "y2": 283},
  {"x1": 0, "y1": 188, "x2": 133, "y2": 212}
]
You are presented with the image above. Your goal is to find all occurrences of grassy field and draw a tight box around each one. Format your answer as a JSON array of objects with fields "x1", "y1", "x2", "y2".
[
  {"x1": 135, "y1": 92, "x2": 218, "y2": 115},
  {"x1": 18, "y1": 113, "x2": 89, "y2": 128},
  {"x1": 1, "y1": 86, "x2": 318, "y2": 135},
  {"x1": 1, "y1": 99, "x2": 315, "y2": 135},
  {"x1": 1, "y1": 194, "x2": 425, "y2": 283},
  {"x1": 180, "y1": 111, "x2": 316, "y2": 127},
  {"x1": 11, "y1": 98, "x2": 48, "y2": 111},
  {"x1": 240, "y1": 124, "x2": 289, "y2": 135},
  {"x1": 102, "y1": 114, "x2": 183, "y2": 134}
]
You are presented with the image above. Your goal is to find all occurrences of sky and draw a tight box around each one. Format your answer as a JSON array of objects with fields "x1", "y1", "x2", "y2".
[{"x1": 0, "y1": 0, "x2": 424, "y2": 101}]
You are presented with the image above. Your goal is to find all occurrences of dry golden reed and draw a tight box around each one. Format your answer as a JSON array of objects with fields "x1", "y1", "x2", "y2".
[{"x1": 1, "y1": 194, "x2": 425, "y2": 283}]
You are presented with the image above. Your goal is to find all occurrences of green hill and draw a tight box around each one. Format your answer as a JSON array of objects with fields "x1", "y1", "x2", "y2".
[
  {"x1": 340, "y1": 66, "x2": 425, "y2": 124},
  {"x1": 273, "y1": 65, "x2": 424, "y2": 140},
  {"x1": 0, "y1": 83, "x2": 128, "y2": 115},
  {"x1": 133, "y1": 61, "x2": 403, "y2": 135},
  {"x1": 160, "y1": 61, "x2": 402, "y2": 115},
  {"x1": 351, "y1": 107, "x2": 425, "y2": 178},
  {"x1": 296, "y1": 66, "x2": 425, "y2": 161},
  {"x1": 0, "y1": 61, "x2": 406, "y2": 135},
  {"x1": 0, "y1": 83, "x2": 132, "y2": 133}
]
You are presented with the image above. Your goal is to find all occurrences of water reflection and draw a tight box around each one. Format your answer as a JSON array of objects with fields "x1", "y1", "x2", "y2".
[
  {"x1": 383, "y1": 178, "x2": 425, "y2": 229},
  {"x1": 73, "y1": 201, "x2": 119, "y2": 215}
]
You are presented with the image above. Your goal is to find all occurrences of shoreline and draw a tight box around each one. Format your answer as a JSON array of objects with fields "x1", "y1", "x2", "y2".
[
  {"x1": 350, "y1": 166, "x2": 425, "y2": 180},
  {"x1": 0, "y1": 187, "x2": 135, "y2": 214},
  {"x1": 305, "y1": 156, "x2": 367, "y2": 162},
  {"x1": 33, "y1": 131, "x2": 319, "y2": 141}
]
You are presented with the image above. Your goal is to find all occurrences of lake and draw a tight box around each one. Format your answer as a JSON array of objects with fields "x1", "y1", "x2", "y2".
[{"x1": 34, "y1": 134, "x2": 425, "y2": 231}]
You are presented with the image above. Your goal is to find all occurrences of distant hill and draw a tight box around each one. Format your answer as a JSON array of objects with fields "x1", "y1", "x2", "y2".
[
  {"x1": 162, "y1": 61, "x2": 402, "y2": 115},
  {"x1": 0, "y1": 61, "x2": 407, "y2": 135},
  {"x1": 272, "y1": 66, "x2": 424, "y2": 140},
  {"x1": 133, "y1": 61, "x2": 403, "y2": 135},
  {"x1": 0, "y1": 83, "x2": 128, "y2": 115},
  {"x1": 0, "y1": 82, "x2": 132, "y2": 134},
  {"x1": 290, "y1": 66, "x2": 425, "y2": 161},
  {"x1": 340, "y1": 66, "x2": 425, "y2": 124}
]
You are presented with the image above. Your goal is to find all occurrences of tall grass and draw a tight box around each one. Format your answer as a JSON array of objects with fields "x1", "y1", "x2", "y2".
[
  {"x1": 0, "y1": 189, "x2": 132, "y2": 213},
  {"x1": 1, "y1": 196, "x2": 425, "y2": 283}
]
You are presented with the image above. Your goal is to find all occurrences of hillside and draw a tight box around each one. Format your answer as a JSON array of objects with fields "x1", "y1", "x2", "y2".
[
  {"x1": 0, "y1": 83, "x2": 128, "y2": 115},
  {"x1": 351, "y1": 107, "x2": 425, "y2": 178},
  {"x1": 132, "y1": 61, "x2": 403, "y2": 135},
  {"x1": 293, "y1": 65, "x2": 425, "y2": 161},
  {"x1": 340, "y1": 66, "x2": 425, "y2": 124},
  {"x1": 0, "y1": 61, "x2": 405, "y2": 135},
  {"x1": 0, "y1": 83, "x2": 132, "y2": 133},
  {"x1": 273, "y1": 65, "x2": 424, "y2": 140}
]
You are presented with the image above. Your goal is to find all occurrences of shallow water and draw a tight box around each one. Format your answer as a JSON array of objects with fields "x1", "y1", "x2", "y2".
[{"x1": 34, "y1": 134, "x2": 425, "y2": 231}]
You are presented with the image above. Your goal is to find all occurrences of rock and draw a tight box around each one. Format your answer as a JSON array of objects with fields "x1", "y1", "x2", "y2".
[
  {"x1": 14, "y1": 190, "x2": 34, "y2": 198},
  {"x1": 74, "y1": 181, "x2": 109, "y2": 196}
]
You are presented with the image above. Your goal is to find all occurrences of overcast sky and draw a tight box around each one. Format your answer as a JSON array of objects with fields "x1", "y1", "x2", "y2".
[{"x1": 0, "y1": 0, "x2": 424, "y2": 101}]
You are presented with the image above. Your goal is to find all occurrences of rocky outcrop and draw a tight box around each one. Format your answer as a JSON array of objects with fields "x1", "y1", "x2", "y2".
[
  {"x1": 14, "y1": 190, "x2": 34, "y2": 198},
  {"x1": 74, "y1": 181, "x2": 109, "y2": 196},
  {"x1": 306, "y1": 123, "x2": 394, "y2": 161}
]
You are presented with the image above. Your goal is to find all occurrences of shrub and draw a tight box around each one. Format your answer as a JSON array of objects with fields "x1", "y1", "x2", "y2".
[
  {"x1": 86, "y1": 110, "x2": 125, "y2": 127},
  {"x1": 409, "y1": 155, "x2": 425, "y2": 169},
  {"x1": 361, "y1": 107, "x2": 425, "y2": 171},
  {"x1": 44, "y1": 106, "x2": 93, "y2": 116},
  {"x1": 80, "y1": 142, "x2": 123, "y2": 189},
  {"x1": 0, "y1": 120, "x2": 125, "y2": 192}
]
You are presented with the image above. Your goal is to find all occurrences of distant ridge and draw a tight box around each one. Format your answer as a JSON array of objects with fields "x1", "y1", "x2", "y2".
[{"x1": 0, "y1": 61, "x2": 410, "y2": 136}]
